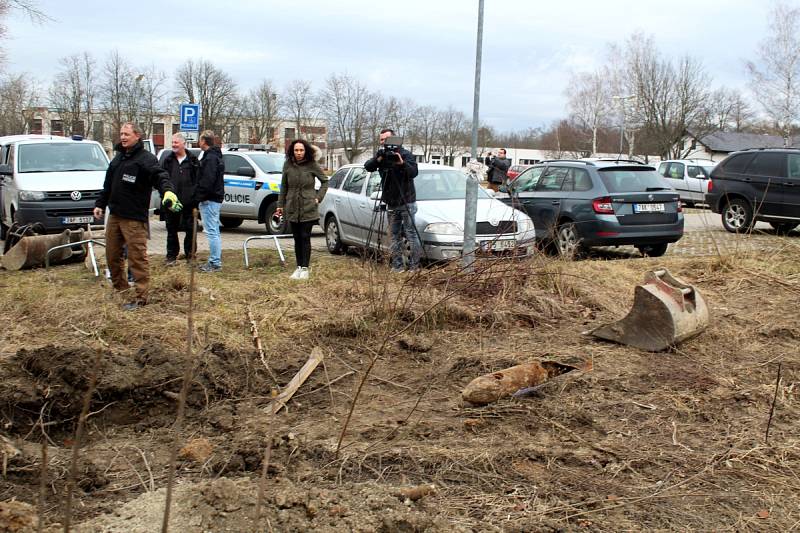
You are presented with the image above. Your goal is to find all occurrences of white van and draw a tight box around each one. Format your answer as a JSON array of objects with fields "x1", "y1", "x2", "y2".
[{"x1": 0, "y1": 135, "x2": 109, "y2": 239}]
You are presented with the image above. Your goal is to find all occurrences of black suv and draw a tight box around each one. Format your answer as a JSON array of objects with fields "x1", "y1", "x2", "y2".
[
  {"x1": 706, "y1": 148, "x2": 800, "y2": 233},
  {"x1": 497, "y1": 159, "x2": 684, "y2": 257}
]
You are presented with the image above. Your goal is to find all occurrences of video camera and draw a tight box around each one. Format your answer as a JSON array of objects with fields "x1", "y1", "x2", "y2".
[{"x1": 377, "y1": 136, "x2": 404, "y2": 164}]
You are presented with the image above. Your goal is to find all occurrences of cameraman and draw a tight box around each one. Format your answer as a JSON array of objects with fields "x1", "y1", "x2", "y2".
[
  {"x1": 364, "y1": 128, "x2": 421, "y2": 273},
  {"x1": 484, "y1": 148, "x2": 510, "y2": 192}
]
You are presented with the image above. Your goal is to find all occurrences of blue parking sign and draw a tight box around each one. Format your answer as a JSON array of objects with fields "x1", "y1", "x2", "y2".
[{"x1": 179, "y1": 103, "x2": 200, "y2": 131}]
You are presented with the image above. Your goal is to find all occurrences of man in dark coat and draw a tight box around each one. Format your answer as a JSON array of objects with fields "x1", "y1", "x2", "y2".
[
  {"x1": 194, "y1": 130, "x2": 225, "y2": 272},
  {"x1": 93, "y1": 122, "x2": 178, "y2": 310},
  {"x1": 484, "y1": 148, "x2": 511, "y2": 192},
  {"x1": 364, "y1": 128, "x2": 421, "y2": 272},
  {"x1": 161, "y1": 132, "x2": 200, "y2": 264}
]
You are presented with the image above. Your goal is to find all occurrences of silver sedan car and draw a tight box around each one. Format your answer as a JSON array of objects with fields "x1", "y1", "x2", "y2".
[{"x1": 318, "y1": 163, "x2": 536, "y2": 262}]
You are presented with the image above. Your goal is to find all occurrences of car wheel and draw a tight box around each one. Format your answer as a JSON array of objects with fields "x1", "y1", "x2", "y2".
[
  {"x1": 769, "y1": 222, "x2": 798, "y2": 235},
  {"x1": 325, "y1": 216, "x2": 347, "y2": 254},
  {"x1": 555, "y1": 222, "x2": 583, "y2": 258},
  {"x1": 220, "y1": 217, "x2": 243, "y2": 229},
  {"x1": 263, "y1": 200, "x2": 288, "y2": 235},
  {"x1": 637, "y1": 243, "x2": 669, "y2": 257},
  {"x1": 721, "y1": 198, "x2": 753, "y2": 233}
]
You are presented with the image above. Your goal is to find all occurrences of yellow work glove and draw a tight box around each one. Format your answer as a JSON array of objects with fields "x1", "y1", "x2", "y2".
[{"x1": 162, "y1": 191, "x2": 182, "y2": 212}]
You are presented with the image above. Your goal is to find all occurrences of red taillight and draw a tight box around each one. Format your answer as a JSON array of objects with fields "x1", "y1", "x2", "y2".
[
  {"x1": 707, "y1": 179, "x2": 713, "y2": 192},
  {"x1": 592, "y1": 197, "x2": 614, "y2": 214},
  {"x1": 677, "y1": 201, "x2": 683, "y2": 213}
]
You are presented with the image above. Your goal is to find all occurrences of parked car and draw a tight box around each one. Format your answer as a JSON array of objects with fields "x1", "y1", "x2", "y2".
[
  {"x1": 706, "y1": 148, "x2": 800, "y2": 233},
  {"x1": 657, "y1": 159, "x2": 716, "y2": 206},
  {"x1": 507, "y1": 164, "x2": 532, "y2": 182},
  {"x1": 0, "y1": 134, "x2": 109, "y2": 239},
  {"x1": 497, "y1": 159, "x2": 684, "y2": 257},
  {"x1": 318, "y1": 163, "x2": 536, "y2": 262}
]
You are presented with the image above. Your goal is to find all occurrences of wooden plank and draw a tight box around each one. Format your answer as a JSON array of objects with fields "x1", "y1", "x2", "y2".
[{"x1": 268, "y1": 347, "x2": 324, "y2": 414}]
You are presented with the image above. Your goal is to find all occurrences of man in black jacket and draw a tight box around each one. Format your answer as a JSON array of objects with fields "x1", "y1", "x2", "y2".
[
  {"x1": 194, "y1": 130, "x2": 225, "y2": 272},
  {"x1": 364, "y1": 128, "x2": 421, "y2": 272},
  {"x1": 93, "y1": 122, "x2": 178, "y2": 310},
  {"x1": 161, "y1": 133, "x2": 200, "y2": 264},
  {"x1": 484, "y1": 148, "x2": 510, "y2": 192}
]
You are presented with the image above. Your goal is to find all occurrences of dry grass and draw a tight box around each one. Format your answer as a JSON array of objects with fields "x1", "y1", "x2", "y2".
[{"x1": 1, "y1": 241, "x2": 799, "y2": 531}]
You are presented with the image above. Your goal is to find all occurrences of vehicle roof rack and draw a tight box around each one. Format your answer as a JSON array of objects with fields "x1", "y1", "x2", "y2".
[{"x1": 539, "y1": 159, "x2": 597, "y2": 166}]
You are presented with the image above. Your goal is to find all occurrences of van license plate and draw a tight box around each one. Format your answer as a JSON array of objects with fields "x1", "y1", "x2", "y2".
[
  {"x1": 633, "y1": 203, "x2": 665, "y2": 213},
  {"x1": 62, "y1": 216, "x2": 94, "y2": 224}
]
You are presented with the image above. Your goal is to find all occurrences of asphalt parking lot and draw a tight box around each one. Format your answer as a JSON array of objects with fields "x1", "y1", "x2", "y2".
[{"x1": 141, "y1": 209, "x2": 797, "y2": 265}]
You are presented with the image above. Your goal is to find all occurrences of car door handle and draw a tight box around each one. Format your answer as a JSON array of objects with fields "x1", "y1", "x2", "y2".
[
  {"x1": 784, "y1": 182, "x2": 795, "y2": 187},
  {"x1": 551, "y1": 200, "x2": 561, "y2": 205}
]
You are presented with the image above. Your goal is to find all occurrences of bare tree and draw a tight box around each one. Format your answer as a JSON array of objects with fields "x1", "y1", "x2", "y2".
[
  {"x1": 283, "y1": 79, "x2": 320, "y2": 140},
  {"x1": 98, "y1": 50, "x2": 134, "y2": 142},
  {"x1": 136, "y1": 65, "x2": 168, "y2": 138},
  {"x1": 436, "y1": 106, "x2": 469, "y2": 165},
  {"x1": 701, "y1": 88, "x2": 754, "y2": 132},
  {"x1": 746, "y1": 1, "x2": 800, "y2": 145},
  {"x1": 0, "y1": 72, "x2": 37, "y2": 135},
  {"x1": 320, "y1": 73, "x2": 376, "y2": 163},
  {"x1": 0, "y1": 1, "x2": 50, "y2": 65},
  {"x1": 79, "y1": 52, "x2": 97, "y2": 139},
  {"x1": 175, "y1": 59, "x2": 239, "y2": 133},
  {"x1": 609, "y1": 33, "x2": 710, "y2": 158},
  {"x1": 243, "y1": 79, "x2": 282, "y2": 144},
  {"x1": 408, "y1": 105, "x2": 440, "y2": 162},
  {"x1": 566, "y1": 70, "x2": 610, "y2": 155},
  {"x1": 49, "y1": 54, "x2": 84, "y2": 136}
]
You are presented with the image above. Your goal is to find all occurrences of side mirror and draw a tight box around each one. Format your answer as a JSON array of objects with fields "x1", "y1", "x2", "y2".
[
  {"x1": 498, "y1": 184, "x2": 509, "y2": 193},
  {"x1": 237, "y1": 166, "x2": 256, "y2": 177},
  {"x1": 0, "y1": 164, "x2": 11, "y2": 176},
  {"x1": 369, "y1": 190, "x2": 381, "y2": 201}
]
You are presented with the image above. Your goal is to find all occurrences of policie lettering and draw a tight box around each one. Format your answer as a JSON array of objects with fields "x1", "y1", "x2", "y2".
[{"x1": 225, "y1": 193, "x2": 251, "y2": 204}]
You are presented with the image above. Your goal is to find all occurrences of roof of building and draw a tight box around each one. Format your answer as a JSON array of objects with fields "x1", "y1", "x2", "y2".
[{"x1": 694, "y1": 131, "x2": 800, "y2": 152}]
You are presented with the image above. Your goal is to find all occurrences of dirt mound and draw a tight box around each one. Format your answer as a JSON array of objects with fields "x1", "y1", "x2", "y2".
[
  {"x1": 76, "y1": 477, "x2": 466, "y2": 533},
  {"x1": 0, "y1": 343, "x2": 274, "y2": 438}
]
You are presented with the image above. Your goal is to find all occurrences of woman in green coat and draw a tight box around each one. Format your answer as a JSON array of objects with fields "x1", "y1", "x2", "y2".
[{"x1": 276, "y1": 139, "x2": 329, "y2": 280}]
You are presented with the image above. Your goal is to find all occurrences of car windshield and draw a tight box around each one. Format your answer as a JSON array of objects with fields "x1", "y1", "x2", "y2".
[
  {"x1": 18, "y1": 143, "x2": 108, "y2": 172},
  {"x1": 248, "y1": 153, "x2": 284, "y2": 173},
  {"x1": 414, "y1": 169, "x2": 492, "y2": 200},
  {"x1": 598, "y1": 168, "x2": 670, "y2": 192}
]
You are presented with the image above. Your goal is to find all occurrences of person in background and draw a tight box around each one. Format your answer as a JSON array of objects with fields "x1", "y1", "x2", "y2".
[
  {"x1": 194, "y1": 130, "x2": 225, "y2": 272},
  {"x1": 484, "y1": 148, "x2": 511, "y2": 192},
  {"x1": 161, "y1": 133, "x2": 200, "y2": 265},
  {"x1": 275, "y1": 139, "x2": 328, "y2": 280},
  {"x1": 93, "y1": 122, "x2": 178, "y2": 310},
  {"x1": 364, "y1": 128, "x2": 420, "y2": 273}
]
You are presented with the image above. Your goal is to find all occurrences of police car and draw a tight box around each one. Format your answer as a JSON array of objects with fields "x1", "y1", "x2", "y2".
[
  {"x1": 218, "y1": 144, "x2": 288, "y2": 234},
  {"x1": 155, "y1": 144, "x2": 306, "y2": 235}
]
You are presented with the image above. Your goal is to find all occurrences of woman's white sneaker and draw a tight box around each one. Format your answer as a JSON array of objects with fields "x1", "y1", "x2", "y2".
[
  {"x1": 298, "y1": 267, "x2": 310, "y2": 280},
  {"x1": 289, "y1": 267, "x2": 303, "y2": 280}
]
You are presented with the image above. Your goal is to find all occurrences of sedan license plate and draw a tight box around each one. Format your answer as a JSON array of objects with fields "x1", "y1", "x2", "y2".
[
  {"x1": 481, "y1": 239, "x2": 515, "y2": 252},
  {"x1": 633, "y1": 203, "x2": 665, "y2": 213},
  {"x1": 62, "y1": 216, "x2": 94, "y2": 224}
]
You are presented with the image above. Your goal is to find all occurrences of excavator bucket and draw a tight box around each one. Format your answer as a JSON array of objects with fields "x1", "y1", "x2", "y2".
[
  {"x1": 589, "y1": 269, "x2": 708, "y2": 352},
  {"x1": 1, "y1": 228, "x2": 85, "y2": 271}
]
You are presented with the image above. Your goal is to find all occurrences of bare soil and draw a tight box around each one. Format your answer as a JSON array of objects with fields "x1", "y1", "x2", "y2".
[{"x1": 1, "y1": 245, "x2": 798, "y2": 532}]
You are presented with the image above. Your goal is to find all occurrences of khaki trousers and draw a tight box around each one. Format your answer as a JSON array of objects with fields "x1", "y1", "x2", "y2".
[{"x1": 106, "y1": 214, "x2": 150, "y2": 303}]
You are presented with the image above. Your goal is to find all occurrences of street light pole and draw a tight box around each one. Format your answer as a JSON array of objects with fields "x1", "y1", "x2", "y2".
[{"x1": 463, "y1": 0, "x2": 484, "y2": 271}]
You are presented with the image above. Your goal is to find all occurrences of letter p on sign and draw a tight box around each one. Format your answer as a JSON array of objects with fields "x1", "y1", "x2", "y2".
[{"x1": 180, "y1": 103, "x2": 200, "y2": 131}]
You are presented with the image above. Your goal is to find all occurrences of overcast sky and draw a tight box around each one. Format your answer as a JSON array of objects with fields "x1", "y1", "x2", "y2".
[{"x1": 3, "y1": 0, "x2": 777, "y2": 132}]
